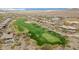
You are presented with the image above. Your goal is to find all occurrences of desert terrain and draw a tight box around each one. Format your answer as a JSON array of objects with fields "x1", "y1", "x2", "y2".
[{"x1": 0, "y1": 8, "x2": 79, "y2": 50}]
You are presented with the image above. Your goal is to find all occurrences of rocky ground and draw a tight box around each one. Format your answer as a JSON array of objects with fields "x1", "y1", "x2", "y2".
[{"x1": 0, "y1": 10, "x2": 79, "y2": 50}]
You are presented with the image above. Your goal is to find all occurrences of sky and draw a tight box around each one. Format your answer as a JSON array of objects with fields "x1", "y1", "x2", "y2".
[
  {"x1": 15, "y1": 8, "x2": 65, "y2": 10},
  {"x1": 0, "y1": 8, "x2": 66, "y2": 11}
]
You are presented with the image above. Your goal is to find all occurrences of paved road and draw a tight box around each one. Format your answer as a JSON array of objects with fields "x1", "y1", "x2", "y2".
[{"x1": 0, "y1": 18, "x2": 12, "y2": 29}]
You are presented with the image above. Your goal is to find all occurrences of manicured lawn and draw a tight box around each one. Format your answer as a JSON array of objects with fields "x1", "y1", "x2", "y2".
[{"x1": 14, "y1": 18, "x2": 67, "y2": 46}]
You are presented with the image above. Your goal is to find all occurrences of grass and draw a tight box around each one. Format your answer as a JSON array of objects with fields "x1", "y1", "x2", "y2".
[
  {"x1": 14, "y1": 18, "x2": 67, "y2": 46},
  {"x1": 42, "y1": 33, "x2": 61, "y2": 43},
  {"x1": 0, "y1": 15, "x2": 4, "y2": 21}
]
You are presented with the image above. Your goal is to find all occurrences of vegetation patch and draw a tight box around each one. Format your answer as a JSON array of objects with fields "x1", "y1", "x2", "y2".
[{"x1": 14, "y1": 18, "x2": 67, "y2": 46}]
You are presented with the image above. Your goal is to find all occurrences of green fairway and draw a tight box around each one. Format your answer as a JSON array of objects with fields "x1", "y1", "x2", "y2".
[{"x1": 14, "y1": 18, "x2": 67, "y2": 46}]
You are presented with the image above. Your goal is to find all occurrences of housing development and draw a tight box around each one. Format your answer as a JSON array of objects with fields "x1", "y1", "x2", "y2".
[{"x1": 0, "y1": 8, "x2": 79, "y2": 50}]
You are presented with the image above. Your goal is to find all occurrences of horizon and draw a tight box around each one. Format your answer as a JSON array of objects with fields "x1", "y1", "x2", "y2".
[
  {"x1": 15, "y1": 8, "x2": 65, "y2": 10},
  {"x1": 0, "y1": 8, "x2": 66, "y2": 10}
]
